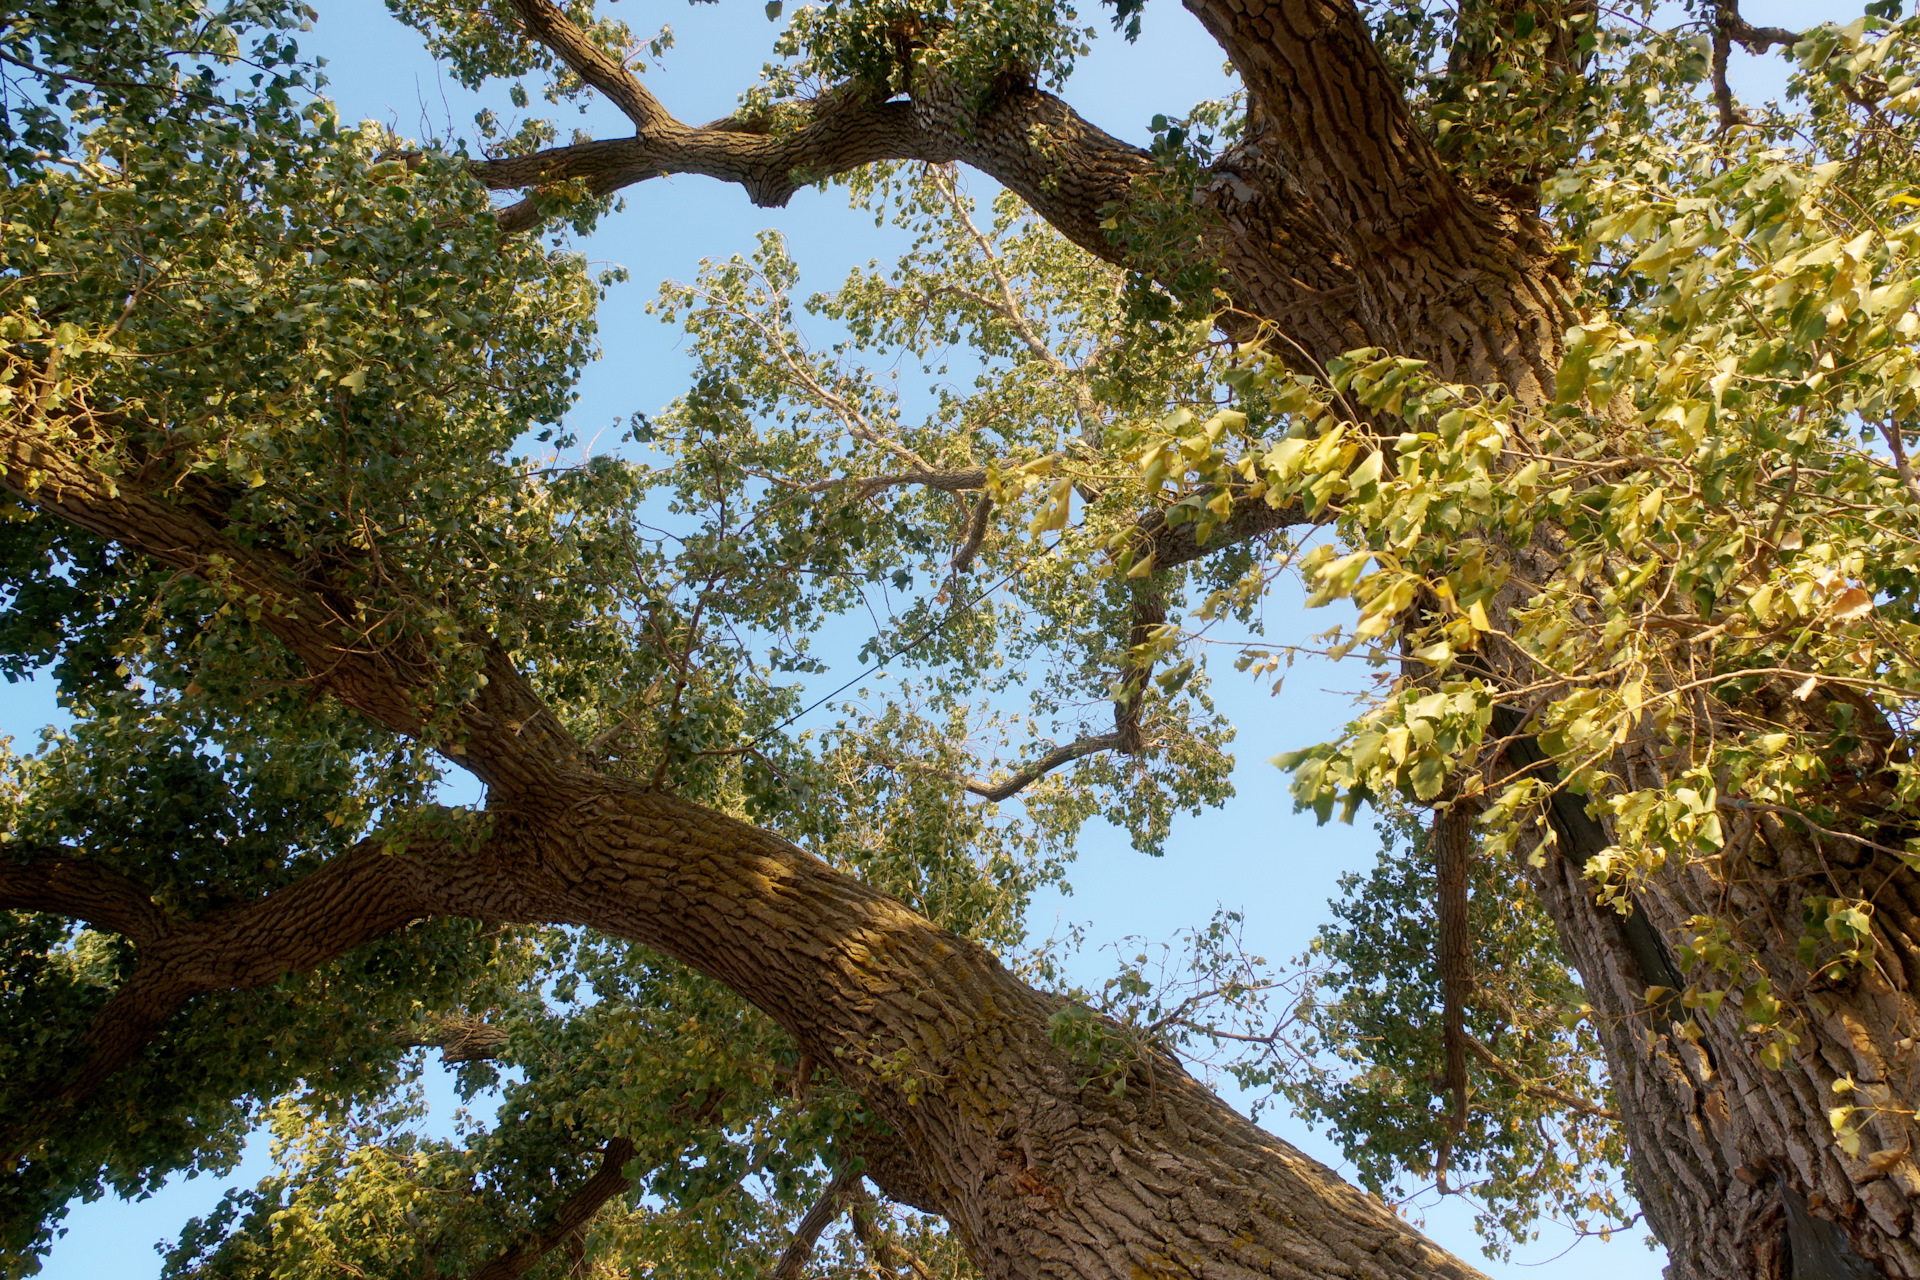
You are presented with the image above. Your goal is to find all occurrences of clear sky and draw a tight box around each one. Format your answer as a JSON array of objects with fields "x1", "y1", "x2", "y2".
[{"x1": 11, "y1": 0, "x2": 1849, "y2": 1276}]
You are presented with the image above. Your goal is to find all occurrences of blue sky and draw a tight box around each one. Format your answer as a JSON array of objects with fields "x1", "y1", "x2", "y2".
[{"x1": 10, "y1": 0, "x2": 1848, "y2": 1275}]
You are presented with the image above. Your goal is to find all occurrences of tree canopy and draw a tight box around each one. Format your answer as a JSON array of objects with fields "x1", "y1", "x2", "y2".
[{"x1": 5, "y1": 1, "x2": 1920, "y2": 1278}]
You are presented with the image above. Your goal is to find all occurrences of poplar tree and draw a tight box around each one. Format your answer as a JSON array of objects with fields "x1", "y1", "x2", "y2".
[{"x1": 5, "y1": 1, "x2": 1919, "y2": 1277}]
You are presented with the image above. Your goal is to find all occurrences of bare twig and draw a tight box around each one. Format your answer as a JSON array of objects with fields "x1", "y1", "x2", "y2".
[{"x1": 1433, "y1": 807, "x2": 1475, "y2": 1193}]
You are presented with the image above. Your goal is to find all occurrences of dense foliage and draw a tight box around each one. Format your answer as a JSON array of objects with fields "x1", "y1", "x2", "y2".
[{"x1": 9, "y1": 0, "x2": 1920, "y2": 1274}]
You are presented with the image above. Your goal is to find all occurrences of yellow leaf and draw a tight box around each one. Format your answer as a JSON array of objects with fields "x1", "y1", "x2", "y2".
[{"x1": 1829, "y1": 587, "x2": 1874, "y2": 621}]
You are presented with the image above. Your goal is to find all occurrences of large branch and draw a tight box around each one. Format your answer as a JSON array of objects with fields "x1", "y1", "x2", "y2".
[
  {"x1": 0, "y1": 382, "x2": 582, "y2": 796},
  {"x1": 0, "y1": 848, "x2": 169, "y2": 945},
  {"x1": 1180, "y1": 0, "x2": 1470, "y2": 258},
  {"x1": 0, "y1": 820, "x2": 546, "y2": 1162},
  {"x1": 470, "y1": 1138, "x2": 638, "y2": 1280},
  {"x1": 473, "y1": 0, "x2": 1366, "y2": 340},
  {"x1": 3, "y1": 368, "x2": 1490, "y2": 1280},
  {"x1": 1176, "y1": 0, "x2": 1572, "y2": 392},
  {"x1": 1144, "y1": 492, "x2": 1308, "y2": 571},
  {"x1": 479, "y1": 94, "x2": 957, "y2": 232}
]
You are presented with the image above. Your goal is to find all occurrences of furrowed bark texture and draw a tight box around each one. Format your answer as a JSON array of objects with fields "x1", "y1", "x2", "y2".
[
  {"x1": 430, "y1": 784, "x2": 1494, "y2": 1280},
  {"x1": 15, "y1": 0, "x2": 1914, "y2": 1274},
  {"x1": 1, "y1": 393, "x2": 1489, "y2": 1279}
]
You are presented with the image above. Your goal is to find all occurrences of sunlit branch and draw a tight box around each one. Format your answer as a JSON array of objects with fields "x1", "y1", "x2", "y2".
[
  {"x1": 965, "y1": 731, "x2": 1124, "y2": 802},
  {"x1": 505, "y1": 0, "x2": 673, "y2": 132}
]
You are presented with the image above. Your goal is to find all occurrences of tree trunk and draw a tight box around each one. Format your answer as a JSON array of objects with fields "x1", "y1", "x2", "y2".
[
  {"x1": 498, "y1": 787, "x2": 1496, "y2": 1280},
  {"x1": 0, "y1": 403, "x2": 1494, "y2": 1279},
  {"x1": 16, "y1": 0, "x2": 1920, "y2": 1273},
  {"x1": 1516, "y1": 770, "x2": 1919, "y2": 1280}
]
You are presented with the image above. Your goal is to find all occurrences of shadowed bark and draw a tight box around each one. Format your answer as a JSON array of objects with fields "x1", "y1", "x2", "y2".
[
  {"x1": 1, "y1": 365, "x2": 1485, "y2": 1280},
  {"x1": 14, "y1": 0, "x2": 1914, "y2": 1274},
  {"x1": 470, "y1": 1138, "x2": 638, "y2": 1280}
]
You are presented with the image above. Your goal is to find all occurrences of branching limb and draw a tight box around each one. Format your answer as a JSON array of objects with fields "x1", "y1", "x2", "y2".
[
  {"x1": 471, "y1": 1137, "x2": 638, "y2": 1280},
  {"x1": 478, "y1": 0, "x2": 1142, "y2": 258},
  {"x1": 1179, "y1": 0, "x2": 1473, "y2": 258},
  {"x1": 1716, "y1": 0, "x2": 1800, "y2": 53},
  {"x1": 0, "y1": 848, "x2": 169, "y2": 946},
  {"x1": 770, "y1": 1165, "x2": 864, "y2": 1280},
  {"x1": 965, "y1": 731, "x2": 1123, "y2": 802},
  {"x1": 1710, "y1": 0, "x2": 1802, "y2": 130},
  {"x1": 0, "y1": 821, "x2": 539, "y2": 1159}
]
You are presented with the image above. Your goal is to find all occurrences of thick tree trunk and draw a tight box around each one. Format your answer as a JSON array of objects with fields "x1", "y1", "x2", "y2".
[
  {"x1": 1517, "y1": 780, "x2": 1920, "y2": 1280},
  {"x1": 17, "y1": 0, "x2": 1919, "y2": 1274},
  {"x1": 497, "y1": 787, "x2": 1495, "y2": 1280},
  {"x1": 0, "y1": 404, "x2": 1493, "y2": 1280}
]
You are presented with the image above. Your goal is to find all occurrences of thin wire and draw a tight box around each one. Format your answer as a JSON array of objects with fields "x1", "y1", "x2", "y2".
[{"x1": 746, "y1": 558, "x2": 1030, "y2": 749}]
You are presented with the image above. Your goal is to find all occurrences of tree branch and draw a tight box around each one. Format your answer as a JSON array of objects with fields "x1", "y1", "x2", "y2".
[
  {"x1": 398, "y1": 1013, "x2": 513, "y2": 1064},
  {"x1": 1459, "y1": 1030, "x2": 1620, "y2": 1122},
  {"x1": 952, "y1": 492, "x2": 993, "y2": 574},
  {"x1": 770, "y1": 1166, "x2": 863, "y2": 1280},
  {"x1": 0, "y1": 849, "x2": 169, "y2": 946},
  {"x1": 850, "y1": 467, "x2": 988, "y2": 501},
  {"x1": 964, "y1": 731, "x2": 1123, "y2": 802},
  {"x1": 475, "y1": 70, "x2": 1133, "y2": 268},
  {"x1": 1432, "y1": 806, "x2": 1473, "y2": 1193},
  {"x1": 1114, "y1": 586, "x2": 1166, "y2": 755},
  {"x1": 0, "y1": 370, "x2": 584, "y2": 796},
  {"x1": 1716, "y1": 0, "x2": 1800, "y2": 53},
  {"x1": 0, "y1": 820, "x2": 540, "y2": 1161},
  {"x1": 846, "y1": 1185, "x2": 938, "y2": 1280},
  {"x1": 1142, "y1": 492, "x2": 1307, "y2": 572},
  {"x1": 505, "y1": 0, "x2": 672, "y2": 132},
  {"x1": 470, "y1": 1137, "x2": 638, "y2": 1280}
]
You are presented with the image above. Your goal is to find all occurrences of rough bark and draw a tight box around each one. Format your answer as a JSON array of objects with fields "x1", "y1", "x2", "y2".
[
  {"x1": 18, "y1": 0, "x2": 1914, "y2": 1275},
  {"x1": 2, "y1": 376, "x2": 1490, "y2": 1279}
]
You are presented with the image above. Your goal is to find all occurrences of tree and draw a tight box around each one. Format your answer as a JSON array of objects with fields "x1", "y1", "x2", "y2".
[{"x1": 3, "y1": 0, "x2": 1918, "y2": 1275}]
